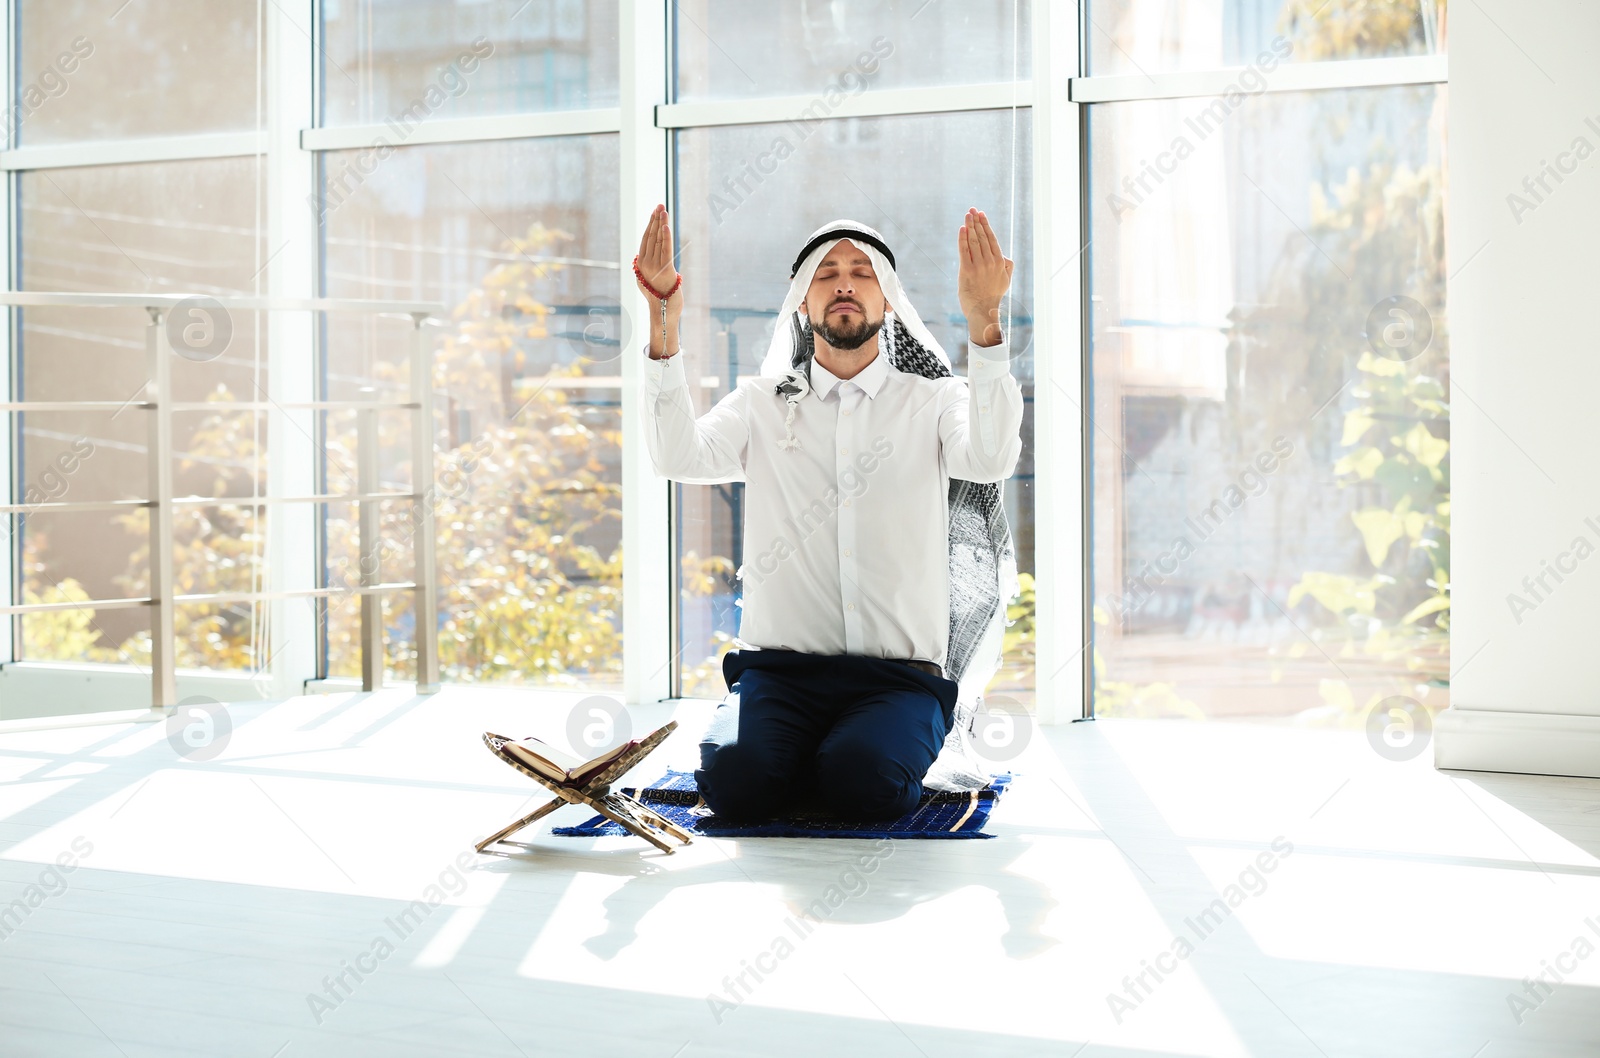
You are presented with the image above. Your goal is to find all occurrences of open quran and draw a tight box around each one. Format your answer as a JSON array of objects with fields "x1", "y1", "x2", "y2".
[
  {"x1": 500, "y1": 734, "x2": 641, "y2": 788},
  {"x1": 477, "y1": 723, "x2": 691, "y2": 855}
]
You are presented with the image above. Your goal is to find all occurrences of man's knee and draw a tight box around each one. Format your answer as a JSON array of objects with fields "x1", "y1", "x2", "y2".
[
  {"x1": 696, "y1": 738, "x2": 799, "y2": 821},
  {"x1": 812, "y1": 743, "x2": 921, "y2": 820}
]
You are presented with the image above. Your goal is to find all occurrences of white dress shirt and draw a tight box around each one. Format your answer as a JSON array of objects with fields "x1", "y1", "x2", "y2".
[{"x1": 643, "y1": 337, "x2": 1023, "y2": 671}]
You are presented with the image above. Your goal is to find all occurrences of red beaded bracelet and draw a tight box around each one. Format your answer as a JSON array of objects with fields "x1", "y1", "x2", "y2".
[{"x1": 632, "y1": 254, "x2": 682, "y2": 301}]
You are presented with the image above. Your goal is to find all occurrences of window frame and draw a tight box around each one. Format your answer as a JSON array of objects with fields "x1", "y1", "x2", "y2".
[
  {"x1": 0, "y1": 1, "x2": 1445, "y2": 723},
  {"x1": 1073, "y1": 5, "x2": 1448, "y2": 720}
]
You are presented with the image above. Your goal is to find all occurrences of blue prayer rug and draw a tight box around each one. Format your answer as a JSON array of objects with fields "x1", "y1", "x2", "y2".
[{"x1": 551, "y1": 769, "x2": 1012, "y2": 840}]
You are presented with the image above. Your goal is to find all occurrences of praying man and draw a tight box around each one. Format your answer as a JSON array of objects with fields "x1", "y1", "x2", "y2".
[{"x1": 633, "y1": 208, "x2": 1023, "y2": 822}]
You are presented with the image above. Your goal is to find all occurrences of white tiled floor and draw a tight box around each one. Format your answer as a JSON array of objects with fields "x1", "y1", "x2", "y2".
[{"x1": 1, "y1": 688, "x2": 1598, "y2": 1057}]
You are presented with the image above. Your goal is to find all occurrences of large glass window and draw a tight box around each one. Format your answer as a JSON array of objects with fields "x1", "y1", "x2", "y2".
[
  {"x1": 17, "y1": 157, "x2": 268, "y2": 671},
  {"x1": 672, "y1": 110, "x2": 1035, "y2": 702},
  {"x1": 320, "y1": 0, "x2": 619, "y2": 126},
  {"x1": 15, "y1": 0, "x2": 265, "y2": 143},
  {"x1": 673, "y1": 0, "x2": 1030, "y2": 101},
  {"x1": 318, "y1": 135, "x2": 623, "y2": 688},
  {"x1": 0, "y1": 0, "x2": 1450, "y2": 721},
  {"x1": 1087, "y1": 83, "x2": 1449, "y2": 719},
  {"x1": 1088, "y1": 0, "x2": 1446, "y2": 75}
]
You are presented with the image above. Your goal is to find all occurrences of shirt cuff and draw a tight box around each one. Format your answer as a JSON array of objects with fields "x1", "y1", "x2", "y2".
[
  {"x1": 643, "y1": 343, "x2": 687, "y2": 392},
  {"x1": 967, "y1": 338, "x2": 1012, "y2": 380}
]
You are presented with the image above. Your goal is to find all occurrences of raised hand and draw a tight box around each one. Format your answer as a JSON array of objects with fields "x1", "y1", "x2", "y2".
[
  {"x1": 956, "y1": 208, "x2": 1013, "y2": 347},
  {"x1": 636, "y1": 205, "x2": 682, "y2": 358},
  {"x1": 636, "y1": 204, "x2": 681, "y2": 306}
]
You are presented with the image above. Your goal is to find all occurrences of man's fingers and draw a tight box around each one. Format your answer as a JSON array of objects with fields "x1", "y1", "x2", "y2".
[
  {"x1": 642, "y1": 204, "x2": 672, "y2": 266},
  {"x1": 645, "y1": 207, "x2": 667, "y2": 276},
  {"x1": 967, "y1": 210, "x2": 991, "y2": 266},
  {"x1": 977, "y1": 210, "x2": 1000, "y2": 262},
  {"x1": 636, "y1": 204, "x2": 679, "y2": 291},
  {"x1": 972, "y1": 210, "x2": 998, "y2": 261},
  {"x1": 642, "y1": 206, "x2": 663, "y2": 267},
  {"x1": 972, "y1": 216, "x2": 990, "y2": 266}
]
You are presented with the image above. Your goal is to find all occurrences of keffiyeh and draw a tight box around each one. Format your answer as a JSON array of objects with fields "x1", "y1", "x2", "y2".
[{"x1": 762, "y1": 219, "x2": 1020, "y2": 792}]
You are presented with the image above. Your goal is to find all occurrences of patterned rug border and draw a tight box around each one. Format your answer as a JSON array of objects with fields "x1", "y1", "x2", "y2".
[{"x1": 551, "y1": 769, "x2": 1013, "y2": 840}]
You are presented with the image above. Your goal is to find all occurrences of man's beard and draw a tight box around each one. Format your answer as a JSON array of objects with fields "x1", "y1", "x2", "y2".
[{"x1": 811, "y1": 311, "x2": 884, "y2": 352}]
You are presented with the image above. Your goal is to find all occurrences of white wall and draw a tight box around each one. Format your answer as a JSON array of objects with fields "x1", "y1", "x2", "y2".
[{"x1": 1437, "y1": 0, "x2": 1600, "y2": 775}]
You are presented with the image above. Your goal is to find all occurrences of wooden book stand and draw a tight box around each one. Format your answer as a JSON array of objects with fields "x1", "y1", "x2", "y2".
[{"x1": 475, "y1": 720, "x2": 694, "y2": 855}]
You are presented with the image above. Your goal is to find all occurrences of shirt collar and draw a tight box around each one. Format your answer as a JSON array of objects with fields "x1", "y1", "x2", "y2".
[{"x1": 808, "y1": 349, "x2": 890, "y2": 401}]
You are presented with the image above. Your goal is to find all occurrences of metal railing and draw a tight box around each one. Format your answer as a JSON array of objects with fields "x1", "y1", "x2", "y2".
[{"x1": 0, "y1": 292, "x2": 446, "y2": 707}]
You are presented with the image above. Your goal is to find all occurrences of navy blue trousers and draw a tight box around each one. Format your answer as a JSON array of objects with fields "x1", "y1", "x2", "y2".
[{"x1": 694, "y1": 648, "x2": 958, "y2": 822}]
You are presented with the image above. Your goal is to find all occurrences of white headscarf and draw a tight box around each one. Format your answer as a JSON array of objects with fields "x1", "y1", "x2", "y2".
[{"x1": 759, "y1": 219, "x2": 950, "y2": 378}]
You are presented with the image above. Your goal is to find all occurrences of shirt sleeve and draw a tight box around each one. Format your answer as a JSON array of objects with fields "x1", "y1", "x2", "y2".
[
  {"x1": 641, "y1": 344, "x2": 750, "y2": 484},
  {"x1": 937, "y1": 337, "x2": 1024, "y2": 484}
]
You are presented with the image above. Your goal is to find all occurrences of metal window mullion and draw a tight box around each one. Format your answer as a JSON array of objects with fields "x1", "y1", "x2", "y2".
[
  {"x1": 300, "y1": 108, "x2": 622, "y2": 152},
  {"x1": 619, "y1": 0, "x2": 672, "y2": 706},
  {"x1": 1069, "y1": 53, "x2": 1447, "y2": 104},
  {"x1": 0, "y1": 292, "x2": 439, "y2": 313},
  {"x1": 0, "y1": 131, "x2": 268, "y2": 171},
  {"x1": 655, "y1": 80, "x2": 1037, "y2": 129},
  {"x1": 1, "y1": 0, "x2": 15, "y2": 668},
  {"x1": 1032, "y1": 0, "x2": 1088, "y2": 725},
  {"x1": 263, "y1": 0, "x2": 319, "y2": 701}
]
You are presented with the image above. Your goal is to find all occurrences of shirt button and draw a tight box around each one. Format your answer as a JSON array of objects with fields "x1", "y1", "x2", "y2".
[
  {"x1": 840, "y1": 447, "x2": 848, "y2": 455},
  {"x1": 843, "y1": 499, "x2": 851, "y2": 507},
  {"x1": 842, "y1": 409, "x2": 852, "y2": 416},
  {"x1": 847, "y1": 603, "x2": 856, "y2": 612},
  {"x1": 843, "y1": 548, "x2": 851, "y2": 557}
]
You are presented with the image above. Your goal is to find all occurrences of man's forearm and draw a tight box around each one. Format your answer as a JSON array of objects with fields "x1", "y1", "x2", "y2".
[{"x1": 647, "y1": 306, "x2": 684, "y2": 359}]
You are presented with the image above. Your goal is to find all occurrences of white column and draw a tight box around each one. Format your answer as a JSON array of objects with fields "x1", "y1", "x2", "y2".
[
  {"x1": 1435, "y1": 0, "x2": 1600, "y2": 776},
  {"x1": 619, "y1": 0, "x2": 673, "y2": 705},
  {"x1": 0, "y1": 3, "x2": 14, "y2": 667},
  {"x1": 1031, "y1": 0, "x2": 1087, "y2": 724},
  {"x1": 262, "y1": 0, "x2": 318, "y2": 700}
]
